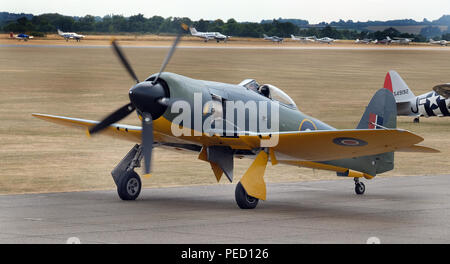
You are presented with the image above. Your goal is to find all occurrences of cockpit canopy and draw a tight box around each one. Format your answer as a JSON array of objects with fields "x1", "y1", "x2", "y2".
[{"x1": 238, "y1": 79, "x2": 298, "y2": 109}]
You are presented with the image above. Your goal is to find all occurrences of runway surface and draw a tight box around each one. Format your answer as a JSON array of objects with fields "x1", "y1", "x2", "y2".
[{"x1": 1, "y1": 175, "x2": 450, "y2": 244}]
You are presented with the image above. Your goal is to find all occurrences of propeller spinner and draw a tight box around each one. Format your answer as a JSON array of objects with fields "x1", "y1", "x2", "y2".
[{"x1": 88, "y1": 25, "x2": 187, "y2": 175}]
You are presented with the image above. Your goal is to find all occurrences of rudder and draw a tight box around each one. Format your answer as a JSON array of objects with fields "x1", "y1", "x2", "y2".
[{"x1": 383, "y1": 70, "x2": 415, "y2": 103}]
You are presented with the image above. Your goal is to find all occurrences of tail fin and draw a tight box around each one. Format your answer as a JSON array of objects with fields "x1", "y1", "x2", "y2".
[
  {"x1": 57, "y1": 29, "x2": 63, "y2": 35},
  {"x1": 291, "y1": 35, "x2": 295, "y2": 39},
  {"x1": 354, "y1": 88, "x2": 397, "y2": 175},
  {"x1": 189, "y1": 27, "x2": 197, "y2": 35},
  {"x1": 383, "y1": 70, "x2": 415, "y2": 103},
  {"x1": 263, "y1": 34, "x2": 268, "y2": 38},
  {"x1": 357, "y1": 88, "x2": 397, "y2": 130}
]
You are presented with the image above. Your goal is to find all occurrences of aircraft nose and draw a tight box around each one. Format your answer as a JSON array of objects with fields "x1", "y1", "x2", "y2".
[{"x1": 129, "y1": 81, "x2": 168, "y2": 119}]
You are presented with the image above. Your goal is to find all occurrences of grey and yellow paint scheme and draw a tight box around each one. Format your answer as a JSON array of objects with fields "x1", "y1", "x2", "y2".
[{"x1": 32, "y1": 35, "x2": 438, "y2": 209}]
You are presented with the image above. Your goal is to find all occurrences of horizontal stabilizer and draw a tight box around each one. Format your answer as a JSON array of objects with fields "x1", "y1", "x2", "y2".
[{"x1": 396, "y1": 145, "x2": 440, "y2": 153}]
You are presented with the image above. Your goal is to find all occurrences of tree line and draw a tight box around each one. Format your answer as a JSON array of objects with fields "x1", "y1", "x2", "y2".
[{"x1": 1, "y1": 13, "x2": 447, "y2": 41}]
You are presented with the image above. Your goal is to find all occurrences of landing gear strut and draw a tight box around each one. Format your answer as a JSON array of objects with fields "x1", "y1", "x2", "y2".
[
  {"x1": 354, "y1": 177, "x2": 365, "y2": 195},
  {"x1": 235, "y1": 182, "x2": 259, "y2": 209}
]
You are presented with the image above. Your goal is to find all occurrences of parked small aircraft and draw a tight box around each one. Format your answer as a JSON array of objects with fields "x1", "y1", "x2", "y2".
[
  {"x1": 189, "y1": 27, "x2": 229, "y2": 42},
  {"x1": 383, "y1": 70, "x2": 450, "y2": 122},
  {"x1": 355, "y1": 38, "x2": 372, "y2": 44},
  {"x1": 291, "y1": 35, "x2": 315, "y2": 43},
  {"x1": 33, "y1": 26, "x2": 438, "y2": 209},
  {"x1": 9, "y1": 32, "x2": 33, "y2": 41},
  {"x1": 57, "y1": 29, "x2": 85, "y2": 42},
  {"x1": 263, "y1": 34, "x2": 283, "y2": 43},
  {"x1": 429, "y1": 39, "x2": 448, "y2": 46},
  {"x1": 391, "y1": 37, "x2": 413, "y2": 45},
  {"x1": 314, "y1": 36, "x2": 335, "y2": 44},
  {"x1": 377, "y1": 36, "x2": 392, "y2": 44}
]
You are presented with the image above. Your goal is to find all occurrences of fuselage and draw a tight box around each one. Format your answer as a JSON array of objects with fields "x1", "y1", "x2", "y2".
[
  {"x1": 397, "y1": 91, "x2": 450, "y2": 117},
  {"x1": 140, "y1": 72, "x2": 384, "y2": 176}
]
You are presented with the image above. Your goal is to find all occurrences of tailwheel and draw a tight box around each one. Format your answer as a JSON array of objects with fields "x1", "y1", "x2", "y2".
[
  {"x1": 118, "y1": 170, "x2": 142, "y2": 200},
  {"x1": 354, "y1": 178, "x2": 365, "y2": 195},
  {"x1": 235, "y1": 182, "x2": 259, "y2": 209}
]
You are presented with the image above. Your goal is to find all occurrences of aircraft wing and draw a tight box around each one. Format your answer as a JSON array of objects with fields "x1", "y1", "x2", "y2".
[
  {"x1": 34, "y1": 113, "x2": 438, "y2": 161},
  {"x1": 237, "y1": 129, "x2": 437, "y2": 161},
  {"x1": 32, "y1": 113, "x2": 141, "y2": 142}
]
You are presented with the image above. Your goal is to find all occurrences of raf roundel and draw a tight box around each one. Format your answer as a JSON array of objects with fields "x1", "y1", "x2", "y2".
[{"x1": 333, "y1": 137, "x2": 368, "y2": 147}]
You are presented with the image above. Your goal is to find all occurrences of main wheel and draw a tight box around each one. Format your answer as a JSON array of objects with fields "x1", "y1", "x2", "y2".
[
  {"x1": 117, "y1": 170, "x2": 142, "y2": 200},
  {"x1": 355, "y1": 182, "x2": 365, "y2": 195},
  {"x1": 235, "y1": 182, "x2": 259, "y2": 209},
  {"x1": 413, "y1": 117, "x2": 420, "y2": 123}
]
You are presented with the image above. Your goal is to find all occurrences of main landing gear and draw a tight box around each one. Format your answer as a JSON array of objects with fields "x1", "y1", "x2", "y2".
[
  {"x1": 235, "y1": 182, "x2": 259, "y2": 209},
  {"x1": 117, "y1": 170, "x2": 142, "y2": 200},
  {"x1": 112, "y1": 144, "x2": 143, "y2": 201},
  {"x1": 413, "y1": 117, "x2": 420, "y2": 123},
  {"x1": 354, "y1": 177, "x2": 365, "y2": 195}
]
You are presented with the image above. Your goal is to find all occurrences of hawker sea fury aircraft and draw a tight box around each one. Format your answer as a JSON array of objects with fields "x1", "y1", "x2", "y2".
[
  {"x1": 383, "y1": 70, "x2": 450, "y2": 123},
  {"x1": 263, "y1": 34, "x2": 283, "y2": 43},
  {"x1": 189, "y1": 27, "x2": 229, "y2": 42},
  {"x1": 9, "y1": 32, "x2": 33, "y2": 41},
  {"x1": 57, "y1": 29, "x2": 85, "y2": 42},
  {"x1": 33, "y1": 25, "x2": 438, "y2": 209}
]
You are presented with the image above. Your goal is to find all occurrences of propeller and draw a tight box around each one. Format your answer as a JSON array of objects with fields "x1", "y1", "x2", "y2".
[
  {"x1": 88, "y1": 24, "x2": 188, "y2": 175},
  {"x1": 433, "y1": 84, "x2": 450, "y2": 99}
]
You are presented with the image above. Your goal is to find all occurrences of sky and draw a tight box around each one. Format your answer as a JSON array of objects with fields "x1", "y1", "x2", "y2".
[{"x1": 1, "y1": 0, "x2": 449, "y2": 24}]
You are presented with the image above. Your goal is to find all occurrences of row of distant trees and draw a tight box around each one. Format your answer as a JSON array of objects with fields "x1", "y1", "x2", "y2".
[{"x1": 2, "y1": 13, "x2": 448, "y2": 41}]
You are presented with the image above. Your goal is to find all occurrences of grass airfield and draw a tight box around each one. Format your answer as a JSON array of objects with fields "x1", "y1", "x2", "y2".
[{"x1": 0, "y1": 35, "x2": 449, "y2": 195}]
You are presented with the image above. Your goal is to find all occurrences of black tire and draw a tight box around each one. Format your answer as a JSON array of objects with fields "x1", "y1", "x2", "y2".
[
  {"x1": 117, "y1": 170, "x2": 142, "y2": 200},
  {"x1": 355, "y1": 182, "x2": 365, "y2": 195},
  {"x1": 413, "y1": 117, "x2": 420, "y2": 123},
  {"x1": 235, "y1": 182, "x2": 259, "y2": 209}
]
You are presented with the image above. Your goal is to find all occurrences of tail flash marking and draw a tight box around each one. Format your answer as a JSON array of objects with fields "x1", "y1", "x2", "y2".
[
  {"x1": 383, "y1": 72, "x2": 393, "y2": 93},
  {"x1": 368, "y1": 113, "x2": 383, "y2": 129}
]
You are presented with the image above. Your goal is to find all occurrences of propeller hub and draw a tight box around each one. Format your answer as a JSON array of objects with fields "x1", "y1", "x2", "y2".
[{"x1": 129, "y1": 81, "x2": 168, "y2": 119}]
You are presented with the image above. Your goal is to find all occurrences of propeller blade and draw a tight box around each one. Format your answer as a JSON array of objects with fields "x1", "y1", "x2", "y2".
[
  {"x1": 153, "y1": 24, "x2": 188, "y2": 84},
  {"x1": 111, "y1": 39, "x2": 140, "y2": 83},
  {"x1": 141, "y1": 112, "x2": 154, "y2": 175},
  {"x1": 433, "y1": 84, "x2": 450, "y2": 99},
  {"x1": 89, "y1": 103, "x2": 135, "y2": 135}
]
